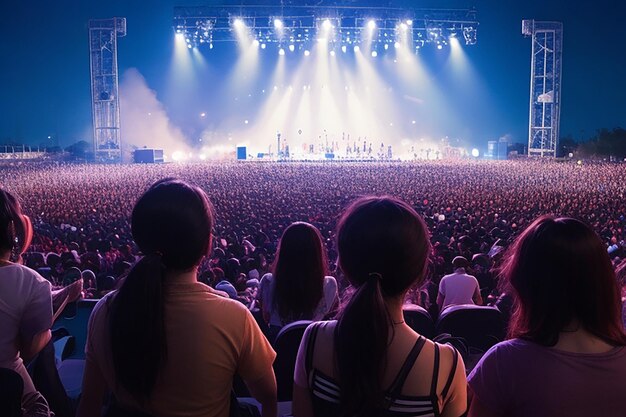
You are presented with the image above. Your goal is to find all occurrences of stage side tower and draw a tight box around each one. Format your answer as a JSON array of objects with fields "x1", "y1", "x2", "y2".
[
  {"x1": 523, "y1": 20, "x2": 563, "y2": 157},
  {"x1": 89, "y1": 18, "x2": 126, "y2": 162}
]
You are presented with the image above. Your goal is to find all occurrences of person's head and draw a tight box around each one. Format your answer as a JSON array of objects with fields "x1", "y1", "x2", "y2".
[
  {"x1": 109, "y1": 178, "x2": 214, "y2": 402},
  {"x1": 502, "y1": 215, "x2": 626, "y2": 347},
  {"x1": 272, "y1": 221, "x2": 328, "y2": 321},
  {"x1": 334, "y1": 196, "x2": 430, "y2": 416},
  {"x1": 0, "y1": 188, "x2": 33, "y2": 262},
  {"x1": 452, "y1": 256, "x2": 469, "y2": 269}
]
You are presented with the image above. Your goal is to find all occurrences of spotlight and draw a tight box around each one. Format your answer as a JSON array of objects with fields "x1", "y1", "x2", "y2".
[
  {"x1": 233, "y1": 18, "x2": 244, "y2": 29},
  {"x1": 187, "y1": 44, "x2": 192, "y2": 49},
  {"x1": 252, "y1": 39, "x2": 260, "y2": 47},
  {"x1": 406, "y1": 19, "x2": 413, "y2": 25},
  {"x1": 330, "y1": 50, "x2": 336, "y2": 56},
  {"x1": 322, "y1": 19, "x2": 332, "y2": 30},
  {"x1": 304, "y1": 49, "x2": 310, "y2": 56},
  {"x1": 175, "y1": 33, "x2": 184, "y2": 40},
  {"x1": 400, "y1": 23, "x2": 408, "y2": 31},
  {"x1": 371, "y1": 50, "x2": 378, "y2": 57},
  {"x1": 274, "y1": 18, "x2": 284, "y2": 29},
  {"x1": 353, "y1": 45, "x2": 360, "y2": 52},
  {"x1": 437, "y1": 44, "x2": 443, "y2": 50},
  {"x1": 384, "y1": 43, "x2": 389, "y2": 50},
  {"x1": 341, "y1": 45, "x2": 347, "y2": 53},
  {"x1": 367, "y1": 20, "x2": 376, "y2": 30},
  {"x1": 261, "y1": 43, "x2": 266, "y2": 49},
  {"x1": 394, "y1": 42, "x2": 400, "y2": 49},
  {"x1": 289, "y1": 44, "x2": 295, "y2": 52},
  {"x1": 278, "y1": 48, "x2": 285, "y2": 55},
  {"x1": 471, "y1": 148, "x2": 480, "y2": 158}
]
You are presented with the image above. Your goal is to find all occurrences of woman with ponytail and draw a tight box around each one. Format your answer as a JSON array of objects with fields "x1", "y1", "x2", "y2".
[
  {"x1": 78, "y1": 179, "x2": 277, "y2": 417},
  {"x1": 293, "y1": 196, "x2": 467, "y2": 417}
]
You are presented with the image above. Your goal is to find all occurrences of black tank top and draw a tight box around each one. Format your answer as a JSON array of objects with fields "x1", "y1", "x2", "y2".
[{"x1": 304, "y1": 322, "x2": 458, "y2": 417}]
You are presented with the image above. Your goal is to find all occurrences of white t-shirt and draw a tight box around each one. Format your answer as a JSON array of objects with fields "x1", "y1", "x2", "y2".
[
  {"x1": 438, "y1": 268, "x2": 480, "y2": 309},
  {"x1": 259, "y1": 273, "x2": 338, "y2": 327},
  {"x1": 0, "y1": 263, "x2": 52, "y2": 395}
]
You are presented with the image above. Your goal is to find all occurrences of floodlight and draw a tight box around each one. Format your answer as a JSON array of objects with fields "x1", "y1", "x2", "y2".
[
  {"x1": 278, "y1": 48, "x2": 285, "y2": 55},
  {"x1": 371, "y1": 51, "x2": 378, "y2": 57},
  {"x1": 367, "y1": 20, "x2": 376, "y2": 30},
  {"x1": 233, "y1": 18, "x2": 244, "y2": 29},
  {"x1": 289, "y1": 44, "x2": 295, "y2": 52},
  {"x1": 322, "y1": 19, "x2": 332, "y2": 30},
  {"x1": 353, "y1": 45, "x2": 360, "y2": 52},
  {"x1": 304, "y1": 49, "x2": 310, "y2": 56},
  {"x1": 274, "y1": 18, "x2": 284, "y2": 29}
]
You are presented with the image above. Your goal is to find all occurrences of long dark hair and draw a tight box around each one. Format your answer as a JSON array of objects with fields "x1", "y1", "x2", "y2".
[
  {"x1": 273, "y1": 222, "x2": 328, "y2": 321},
  {"x1": 0, "y1": 188, "x2": 32, "y2": 262},
  {"x1": 335, "y1": 196, "x2": 430, "y2": 417},
  {"x1": 501, "y1": 215, "x2": 626, "y2": 347},
  {"x1": 109, "y1": 178, "x2": 214, "y2": 402}
]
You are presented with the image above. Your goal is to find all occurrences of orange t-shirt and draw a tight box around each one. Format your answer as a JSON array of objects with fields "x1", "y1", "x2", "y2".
[{"x1": 86, "y1": 281, "x2": 276, "y2": 417}]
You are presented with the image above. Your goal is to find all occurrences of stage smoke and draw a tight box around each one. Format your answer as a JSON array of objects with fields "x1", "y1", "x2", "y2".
[{"x1": 119, "y1": 68, "x2": 190, "y2": 160}]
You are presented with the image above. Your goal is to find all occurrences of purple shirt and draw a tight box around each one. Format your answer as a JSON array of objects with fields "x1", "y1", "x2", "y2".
[{"x1": 468, "y1": 338, "x2": 626, "y2": 417}]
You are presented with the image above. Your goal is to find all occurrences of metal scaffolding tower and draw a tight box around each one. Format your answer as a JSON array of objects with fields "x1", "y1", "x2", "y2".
[
  {"x1": 89, "y1": 18, "x2": 126, "y2": 162},
  {"x1": 523, "y1": 20, "x2": 563, "y2": 157}
]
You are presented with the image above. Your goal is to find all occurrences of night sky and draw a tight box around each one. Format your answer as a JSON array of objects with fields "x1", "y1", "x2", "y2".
[{"x1": 0, "y1": 0, "x2": 624, "y2": 148}]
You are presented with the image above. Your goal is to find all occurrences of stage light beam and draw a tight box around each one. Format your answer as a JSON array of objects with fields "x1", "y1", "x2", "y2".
[
  {"x1": 367, "y1": 20, "x2": 376, "y2": 30},
  {"x1": 233, "y1": 19, "x2": 245, "y2": 30}
]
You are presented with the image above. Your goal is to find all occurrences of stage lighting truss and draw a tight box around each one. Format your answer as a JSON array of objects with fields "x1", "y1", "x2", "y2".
[{"x1": 173, "y1": 5, "x2": 478, "y2": 52}]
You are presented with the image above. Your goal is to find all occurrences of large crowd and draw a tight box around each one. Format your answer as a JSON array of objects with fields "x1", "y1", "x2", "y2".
[
  {"x1": 2, "y1": 159, "x2": 626, "y2": 302},
  {"x1": 3, "y1": 158, "x2": 626, "y2": 417}
]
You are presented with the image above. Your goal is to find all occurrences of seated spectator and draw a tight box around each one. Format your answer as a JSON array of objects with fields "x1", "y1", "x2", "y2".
[
  {"x1": 437, "y1": 256, "x2": 482, "y2": 311},
  {"x1": 0, "y1": 188, "x2": 53, "y2": 416},
  {"x1": 78, "y1": 179, "x2": 277, "y2": 417},
  {"x1": 259, "y1": 222, "x2": 338, "y2": 342},
  {"x1": 468, "y1": 216, "x2": 626, "y2": 417},
  {"x1": 293, "y1": 196, "x2": 467, "y2": 417}
]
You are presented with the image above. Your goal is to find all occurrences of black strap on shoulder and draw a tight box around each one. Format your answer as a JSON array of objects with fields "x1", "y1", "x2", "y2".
[
  {"x1": 387, "y1": 336, "x2": 427, "y2": 395},
  {"x1": 440, "y1": 346, "x2": 459, "y2": 400},
  {"x1": 430, "y1": 344, "x2": 440, "y2": 397},
  {"x1": 305, "y1": 322, "x2": 323, "y2": 377}
]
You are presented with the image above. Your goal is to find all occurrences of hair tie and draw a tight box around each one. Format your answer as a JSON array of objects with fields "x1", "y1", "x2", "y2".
[{"x1": 368, "y1": 272, "x2": 383, "y2": 281}]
